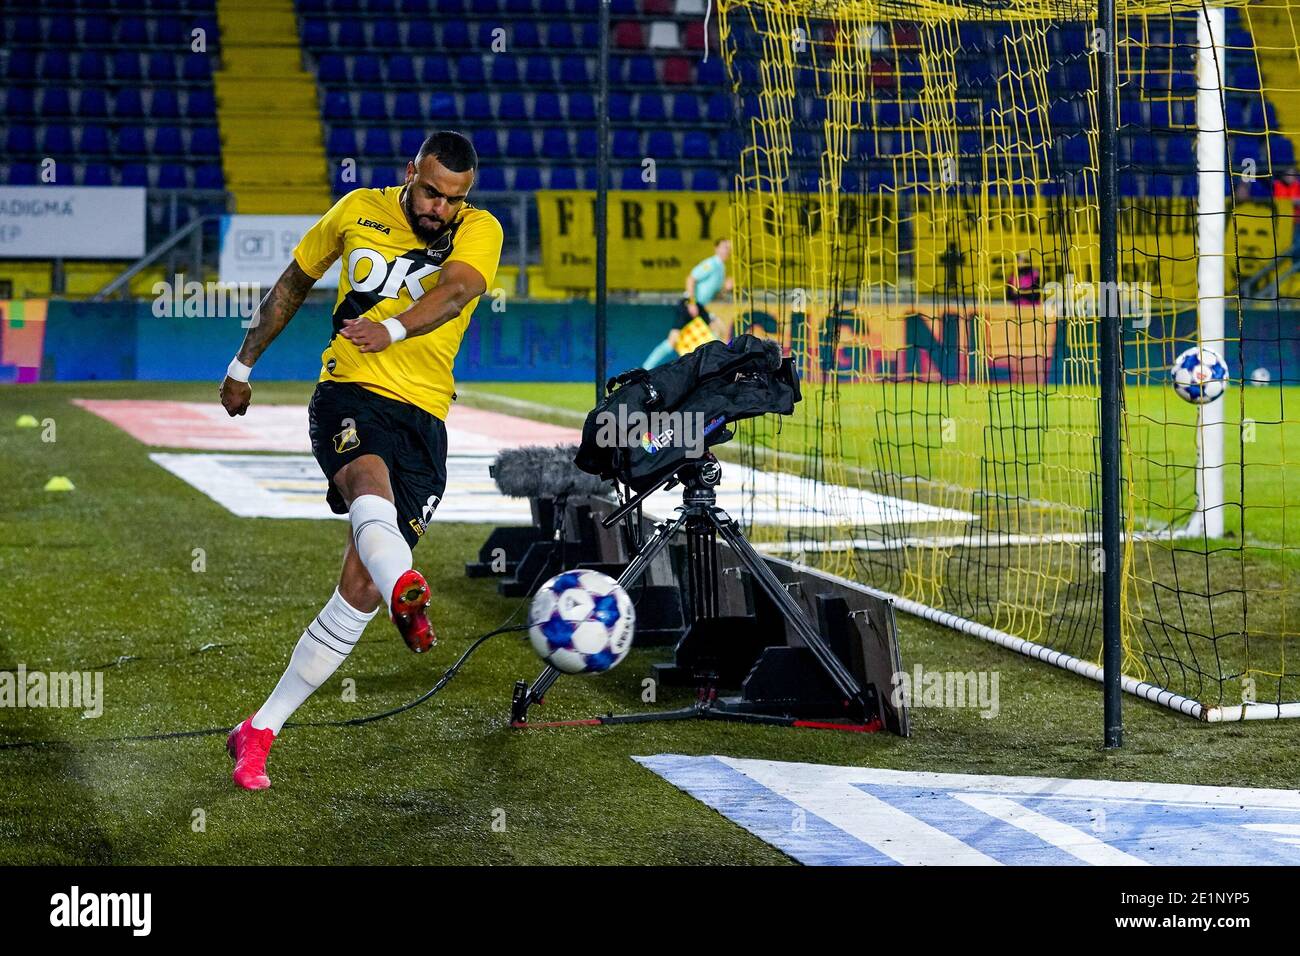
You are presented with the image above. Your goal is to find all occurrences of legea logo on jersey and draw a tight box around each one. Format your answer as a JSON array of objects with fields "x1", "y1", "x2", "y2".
[{"x1": 346, "y1": 247, "x2": 441, "y2": 301}]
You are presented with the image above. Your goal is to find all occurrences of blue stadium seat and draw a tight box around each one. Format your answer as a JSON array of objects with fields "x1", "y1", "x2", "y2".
[
  {"x1": 498, "y1": 92, "x2": 527, "y2": 121},
  {"x1": 475, "y1": 23, "x2": 500, "y2": 48},
  {"x1": 148, "y1": 53, "x2": 178, "y2": 82},
  {"x1": 324, "y1": 91, "x2": 353, "y2": 120},
  {"x1": 388, "y1": 56, "x2": 417, "y2": 84},
  {"x1": 183, "y1": 56, "x2": 213, "y2": 82},
  {"x1": 513, "y1": 167, "x2": 542, "y2": 191},
  {"x1": 327, "y1": 127, "x2": 357, "y2": 155},
  {"x1": 612, "y1": 129, "x2": 640, "y2": 159},
  {"x1": 190, "y1": 127, "x2": 221, "y2": 156},
  {"x1": 113, "y1": 52, "x2": 142, "y2": 81},
  {"x1": 477, "y1": 167, "x2": 507, "y2": 191},
  {"x1": 626, "y1": 56, "x2": 657, "y2": 85},
  {"x1": 690, "y1": 168, "x2": 721, "y2": 190},
  {"x1": 158, "y1": 165, "x2": 190, "y2": 189},
  {"x1": 535, "y1": 93, "x2": 562, "y2": 122},
  {"x1": 337, "y1": 21, "x2": 366, "y2": 48},
  {"x1": 506, "y1": 0, "x2": 537, "y2": 14},
  {"x1": 4, "y1": 88, "x2": 35, "y2": 118},
  {"x1": 428, "y1": 91, "x2": 457, "y2": 119},
  {"x1": 505, "y1": 129, "x2": 535, "y2": 158},
  {"x1": 186, "y1": 90, "x2": 216, "y2": 118},
  {"x1": 671, "y1": 93, "x2": 700, "y2": 123},
  {"x1": 373, "y1": 20, "x2": 401, "y2": 48},
  {"x1": 491, "y1": 57, "x2": 520, "y2": 84},
  {"x1": 115, "y1": 126, "x2": 147, "y2": 156},
  {"x1": 657, "y1": 168, "x2": 684, "y2": 190},
  {"x1": 392, "y1": 91, "x2": 420, "y2": 120},
  {"x1": 399, "y1": 128, "x2": 426, "y2": 156},
  {"x1": 539, "y1": 0, "x2": 569, "y2": 12},
  {"x1": 637, "y1": 94, "x2": 665, "y2": 122},
  {"x1": 681, "y1": 130, "x2": 711, "y2": 159},
  {"x1": 560, "y1": 55, "x2": 591, "y2": 85},
  {"x1": 303, "y1": 19, "x2": 331, "y2": 47},
  {"x1": 575, "y1": 129, "x2": 598, "y2": 156},
  {"x1": 609, "y1": 93, "x2": 632, "y2": 121},
  {"x1": 359, "y1": 91, "x2": 388, "y2": 119},
  {"x1": 6, "y1": 126, "x2": 37, "y2": 155},
  {"x1": 154, "y1": 127, "x2": 185, "y2": 156},
  {"x1": 421, "y1": 58, "x2": 452, "y2": 84},
  {"x1": 79, "y1": 88, "x2": 109, "y2": 118},
  {"x1": 120, "y1": 162, "x2": 150, "y2": 187},
  {"x1": 407, "y1": 22, "x2": 435, "y2": 47},
  {"x1": 463, "y1": 91, "x2": 491, "y2": 118},
  {"x1": 42, "y1": 51, "x2": 73, "y2": 81},
  {"x1": 41, "y1": 89, "x2": 72, "y2": 117},
  {"x1": 457, "y1": 54, "x2": 486, "y2": 86},
  {"x1": 82, "y1": 163, "x2": 114, "y2": 186},
  {"x1": 697, "y1": 57, "x2": 725, "y2": 86},
  {"x1": 151, "y1": 89, "x2": 181, "y2": 119},
  {"x1": 42, "y1": 125, "x2": 75, "y2": 154},
  {"x1": 541, "y1": 128, "x2": 571, "y2": 159},
  {"x1": 525, "y1": 55, "x2": 555, "y2": 86},
  {"x1": 117, "y1": 17, "x2": 148, "y2": 44},
  {"x1": 546, "y1": 22, "x2": 575, "y2": 48},
  {"x1": 706, "y1": 92, "x2": 732, "y2": 123},
  {"x1": 6, "y1": 164, "x2": 40, "y2": 186},
  {"x1": 442, "y1": 22, "x2": 471, "y2": 49},
  {"x1": 515, "y1": 22, "x2": 541, "y2": 48},
  {"x1": 354, "y1": 56, "x2": 382, "y2": 83},
  {"x1": 568, "y1": 92, "x2": 596, "y2": 121},
  {"x1": 364, "y1": 128, "x2": 395, "y2": 157},
  {"x1": 620, "y1": 168, "x2": 648, "y2": 189},
  {"x1": 7, "y1": 51, "x2": 38, "y2": 80},
  {"x1": 10, "y1": 16, "x2": 40, "y2": 44},
  {"x1": 474, "y1": 130, "x2": 501, "y2": 159},
  {"x1": 318, "y1": 55, "x2": 347, "y2": 84},
  {"x1": 1164, "y1": 136, "x2": 1193, "y2": 167},
  {"x1": 548, "y1": 167, "x2": 578, "y2": 189},
  {"x1": 646, "y1": 130, "x2": 675, "y2": 160},
  {"x1": 79, "y1": 125, "x2": 111, "y2": 155}
]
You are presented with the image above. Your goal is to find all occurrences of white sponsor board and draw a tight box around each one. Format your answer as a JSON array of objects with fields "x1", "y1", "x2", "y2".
[
  {"x1": 218, "y1": 214, "x2": 342, "y2": 288},
  {"x1": 0, "y1": 186, "x2": 146, "y2": 258}
]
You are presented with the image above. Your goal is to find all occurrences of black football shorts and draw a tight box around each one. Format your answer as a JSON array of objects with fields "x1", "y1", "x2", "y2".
[{"x1": 307, "y1": 380, "x2": 448, "y2": 549}]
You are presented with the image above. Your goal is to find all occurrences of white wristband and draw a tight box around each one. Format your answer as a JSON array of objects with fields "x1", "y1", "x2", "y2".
[
  {"x1": 381, "y1": 318, "x2": 407, "y2": 344},
  {"x1": 226, "y1": 357, "x2": 252, "y2": 382}
]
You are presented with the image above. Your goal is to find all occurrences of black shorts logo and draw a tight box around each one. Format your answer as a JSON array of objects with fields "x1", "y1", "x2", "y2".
[{"x1": 333, "y1": 422, "x2": 360, "y2": 454}]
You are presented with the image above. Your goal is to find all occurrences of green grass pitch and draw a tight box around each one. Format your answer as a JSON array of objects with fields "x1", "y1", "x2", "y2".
[{"x1": 1, "y1": 379, "x2": 1297, "y2": 865}]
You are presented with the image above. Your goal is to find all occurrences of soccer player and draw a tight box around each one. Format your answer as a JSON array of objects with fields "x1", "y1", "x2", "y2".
[
  {"x1": 217, "y1": 131, "x2": 502, "y2": 790},
  {"x1": 641, "y1": 237, "x2": 733, "y2": 369}
]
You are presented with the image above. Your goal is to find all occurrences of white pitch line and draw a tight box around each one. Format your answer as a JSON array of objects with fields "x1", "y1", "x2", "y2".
[
  {"x1": 952, "y1": 793, "x2": 1150, "y2": 866},
  {"x1": 726, "y1": 759, "x2": 1001, "y2": 866}
]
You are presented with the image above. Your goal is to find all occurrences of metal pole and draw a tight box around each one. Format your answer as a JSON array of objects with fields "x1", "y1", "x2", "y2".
[
  {"x1": 1195, "y1": 6, "x2": 1227, "y2": 539},
  {"x1": 595, "y1": 0, "x2": 610, "y2": 405},
  {"x1": 1098, "y1": 0, "x2": 1123, "y2": 748}
]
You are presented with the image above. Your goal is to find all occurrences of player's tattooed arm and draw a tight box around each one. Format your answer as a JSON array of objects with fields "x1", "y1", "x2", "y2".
[
  {"x1": 339, "y1": 261, "x2": 487, "y2": 353},
  {"x1": 219, "y1": 260, "x2": 318, "y2": 416}
]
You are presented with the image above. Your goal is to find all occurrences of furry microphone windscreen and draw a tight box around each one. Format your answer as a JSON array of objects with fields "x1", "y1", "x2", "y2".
[{"x1": 493, "y1": 445, "x2": 613, "y2": 499}]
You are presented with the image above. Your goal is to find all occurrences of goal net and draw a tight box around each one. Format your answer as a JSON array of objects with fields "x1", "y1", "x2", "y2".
[{"x1": 716, "y1": 0, "x2": 1300, "y2": 719}]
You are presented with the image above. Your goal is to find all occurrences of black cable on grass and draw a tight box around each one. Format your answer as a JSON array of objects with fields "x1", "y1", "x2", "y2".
[
  {"x1": 0, "y1": 623, "x2": 527, "y2": 752},
  {"x1": 0, "y1": 497, "x2": 655, "y2": 752}
]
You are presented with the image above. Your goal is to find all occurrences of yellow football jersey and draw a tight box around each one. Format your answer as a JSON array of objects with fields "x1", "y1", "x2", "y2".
[{"x1": 292, "y1": 185, "x2": 503, "y2": 420}]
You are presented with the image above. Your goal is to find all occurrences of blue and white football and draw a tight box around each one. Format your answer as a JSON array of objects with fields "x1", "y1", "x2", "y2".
[
  {"x1": 528, "y1": 570, "x2": 635, "y2": 675},
  {"x1": 1171, "y1": 346, "x2": 1229, "y2": 405}
]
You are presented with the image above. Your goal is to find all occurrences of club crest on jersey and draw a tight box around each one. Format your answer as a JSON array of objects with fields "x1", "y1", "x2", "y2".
[{"x1": 333, "y1": 423, "x2": 360, "y2": 454}]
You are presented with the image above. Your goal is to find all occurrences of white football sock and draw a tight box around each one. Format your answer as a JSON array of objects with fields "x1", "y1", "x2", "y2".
[
  {"x1": 349, "y1": 494, "x2": 413, "y2": 614},
  {"x1": 251, "y1": 588, "x2": 379, "y2": 735}
]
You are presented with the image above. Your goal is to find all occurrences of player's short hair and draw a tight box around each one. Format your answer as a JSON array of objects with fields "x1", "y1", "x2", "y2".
[
  {"x1": 415, "y1": 130, "x2": 478, "y2": 173},
  {"x1": 715, "y1": 237, "x2": 730, "y2": 247}
]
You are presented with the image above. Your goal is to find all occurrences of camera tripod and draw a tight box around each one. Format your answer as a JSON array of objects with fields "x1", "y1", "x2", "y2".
[{"x1": 509, "y1": 454, "x2": 877, "y2": 730}]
